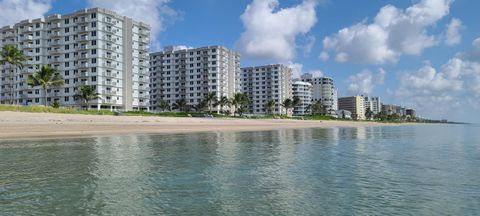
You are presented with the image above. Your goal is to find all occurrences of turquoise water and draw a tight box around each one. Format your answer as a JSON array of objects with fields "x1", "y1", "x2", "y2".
[{"x1": 1, "y1": 125, "x2": 479, "y2": 215}]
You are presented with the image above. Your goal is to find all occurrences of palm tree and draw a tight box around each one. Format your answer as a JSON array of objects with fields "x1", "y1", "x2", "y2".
[
  {"x1": 157, "y1": 99, "x2": 170, "y2": 112},
  {"x1": 73, "y1": 85, "x2": 101, "y2": 110},
  {"x1": 0, "y1": 45, "x2": 26, "y2": 104},
  {"x1": 280, "y1": 98, "x2": 294, "y2": 115},
  {"x1": 204, "y1": 92, "x2": 218, "y2": 113},
  {"x1": 365, "y1": 107, "x2": 374, "y2": 120},
  {"x1": 216, "y1": 96, "x2": 230, "y2": 114},
  {"x1": 231, "y1": 93, "x2": 250, "y2": 116},
  {"x1": 172, "y1": 98, "x2": 189, "y2": 112},
  {"x1": 194, "y1": 100, "x2": 208, "y2": 113},
  {"x1": 264, "y1": 99, "x2": 276, "y2": 115},
  {"x1": 310, "y1": 100, "x2": 326, "y2": 115},
  {"x1": 27, "y1": 65, "x2": 64, "y2": 106}
]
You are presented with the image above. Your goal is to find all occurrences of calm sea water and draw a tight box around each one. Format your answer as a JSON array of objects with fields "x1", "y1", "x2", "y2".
[{"x1": 1, "y1": 125, "x2": 479, "y2": 215}]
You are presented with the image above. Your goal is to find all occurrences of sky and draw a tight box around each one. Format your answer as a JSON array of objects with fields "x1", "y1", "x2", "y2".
[{"x1": 1, "y1": 0, "x2": 479, "y2": 122}]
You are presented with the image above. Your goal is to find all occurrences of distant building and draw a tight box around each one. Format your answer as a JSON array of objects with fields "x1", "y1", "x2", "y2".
[
  {"x1": 241, "y1": 64, "x2": 293, "y2": 115},
  {"x1": 363, "y1": 96, "x2": 381, "y2": 114},
  {"x1": 292, "y1": 80, "x2": 312, "y2": 116},
  {"x1": 336, "y1": 109, "x2": 352, "y2": 119},
  {"x1": 406, "y1": 109, "x2": 416, "y2": 117},
  {"x1": 382, "y1": 104, "x2": 404, "y2": 116},
  {"x1": 338, "y1": 96, "x2": 365, "y2": 120},
  {"x1": 300, "y1": 73, "x2": 337, "y2": 116}
]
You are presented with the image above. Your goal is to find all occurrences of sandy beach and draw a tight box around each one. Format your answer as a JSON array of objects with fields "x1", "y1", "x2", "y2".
[{"x1": 0, "y1": 111, "x2": 404, "y2": 139}]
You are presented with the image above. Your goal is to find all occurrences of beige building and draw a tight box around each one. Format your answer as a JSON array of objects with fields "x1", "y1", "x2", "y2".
[{"x1": 338, "y1": 96, "x2": 365, "y2": 120}]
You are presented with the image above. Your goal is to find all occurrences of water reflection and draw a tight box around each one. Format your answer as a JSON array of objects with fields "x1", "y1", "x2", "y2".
[{"x1": 0, "y1": 125, "x2": 479, "y2": 215}]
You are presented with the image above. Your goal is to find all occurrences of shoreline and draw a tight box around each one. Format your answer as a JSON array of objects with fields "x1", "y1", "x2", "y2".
[{"x1": 0, "y1": 111, "x2": 415, "y2": 140}]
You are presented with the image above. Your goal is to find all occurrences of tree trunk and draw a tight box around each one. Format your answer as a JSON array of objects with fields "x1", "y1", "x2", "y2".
[
  {"x1": 9, "y1": 65, "x2": 14, "y2": 105},
  {"x1": 43, "y1": 87, "x2": 48, "y2": 107}
]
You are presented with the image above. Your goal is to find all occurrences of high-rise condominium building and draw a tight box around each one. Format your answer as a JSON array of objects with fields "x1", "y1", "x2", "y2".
[
  {"x1": 292, "y1": 80, "x2": 312, "y2": 116},
  {"x1": 301, "y1": 73, "x2": 338, "y2": 116},
  {"x1": 338, "y1": 96, "x2": 365, "y2": 120},
  {"x1": 363, "y1": 96, "x2": 381, "y2": 114},
  {"x1": 0, "y1": 8, "x2": 150, "y2": 111},
  {"x1": 149, "y1": 46, "x2": 240, "y2": 111},
  {"x1": 241, "y1": 64, "x2": 293, "y2": 115}
]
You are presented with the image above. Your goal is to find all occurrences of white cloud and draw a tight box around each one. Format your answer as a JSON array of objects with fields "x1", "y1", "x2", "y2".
[
  {"x1": 301, "y1": 35, "x2": 316, "y2": 56},
  {"x1": 395, "y1": 37, "x2": 480, "y2": 120},
  {"x1": 288, "y1": 62, "x2": 304, "y2": 79},
  {"x1": 346, "y1": 68, "x2": 386, "y2": 95},
  {"x1": 236, "y1": 0, "x2": 318, "y2": 61},
  {"x1": 88, "y1": 0, "x2": 177, "y2": 51},
  {"x1": 444, "y1": 18, "x2": 463, "y2": 45},
  {"x1": 319, "y1": 51, "x2": 329, "y2": 61},
  {"x1": 322, "y1": 0, "x2": 452, "y2": 64},
  {"x1": 0, "y1": 0, "x2": 51, "y2": 27}
]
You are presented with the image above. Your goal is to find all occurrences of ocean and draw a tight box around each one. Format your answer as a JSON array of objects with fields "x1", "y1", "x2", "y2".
[{"x1": 1, "y1": 124, "x2": 479, "y2": 215}]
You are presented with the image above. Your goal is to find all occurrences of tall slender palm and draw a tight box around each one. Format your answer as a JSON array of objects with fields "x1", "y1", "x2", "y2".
[
  {"x1": 264, "y1": 99, "x2": 276, "y2": 115},
  {"x1": 204, "y1": 92, "x2": 218, "y2": 113},
  {"x1": 0, "y1": 45, "x2": 26, "y2": 104},
  {"x1": 216, "y1": 96, "x2": 230, "y2": 114},
  {"x1": 27, "y1": 65, "x2": 64, "y2": 106},
  {"x1": 280, "y1": 98, "x2": 294, "y2": 115},
  {"x1": 157, "y1": 99, "x2": 170, "y2": 112},
  {"x1": 231, "y1": 93, "x2": 250, "y2": 116},
  {"x1": 172, "y1": 98, "x2": 189, "y2": 112},
  {"x1": 74, "y1": 85, "x2": 101, "y2": 110},
  {"x1": 311, "y1": 100, "x2": 326, "y2": 115}
]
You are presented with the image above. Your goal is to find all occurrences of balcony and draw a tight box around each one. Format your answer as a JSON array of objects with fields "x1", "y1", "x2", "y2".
[
  {"x1": 103, "y1": 45, "x2": 117, "y2": 51},
  {"x1": 78, "y1": 72, "x2": 89, "y2": 77},
  {"x1": 51, "y1": 57, "x2": 62, "y2": 64},
  {"x1": 102, "y1": 99, "x2": 117, "y2": 104},
  {"x1": 102, "y1": 81, "x2": 116, "y2": 87},
  {"x1": 103, "y1": 54, "x2": 117, "y2": 60},
  {"x1": 79, "y1": 45, "x2": 89, "y2": 50},
  {"x1": 50, "y1": 40, "x2": 61, "y2": 47},
  {"x1": 50, "y1": 48, "x2": 62, "y2": 54},
  {"x1": 22, "y1": 26, "x2": 33, "y2": 33},
  {"x1": 50, "y1": 31, "x2": 61, "y2": 38},
  {"x1": 138, "y1": 29, "x2": 149, "y2": 36},
  {"x1": 4, "y1": 32, "x2": 14, "y2": 38},
  {"x1": 102, "y1": 90, "x2": 117, "y2": 95},
  {"x1": 105, "y1": 72, "x2": 117, "y2": 78},
  {"x1": 78, "y1": 17, "x2": 89, "y2": 24},
  {"x1": 138, "y1": 53, "x2": 149, "y2": 59},
  {"x1": 78, "y1": 63, "x2": 89, "y2": 69},
  {"x1": 137, "y1": 77, "x2": 149, "y2": 83},
  {"x1": 76, "y1": 54, "x2": 88, "y2": 60},
  {"x1": 23, "y1": 35, "x2": 33, "y2": 41},
  {"x1": 21, "y1": 44, "x2": 33, "y2": 49},
  {"x1": 78, "y1": 36, "x2": 89, "y2": 42},
  {"x1": 103, "y1": 63, "x2": 116, "y2": 69},
  {"x1": 79, "y1": 26, "x2": 89, "y2": 33},
  {"x1": 51, "y1": 23, "x2": 61, "y2": 29},
  {"x1": 138, "y1": 37, "x2": 149, "y2": 44},
  {"x1": 103, "y1": 18, "x2": 117, "y2": 25}
]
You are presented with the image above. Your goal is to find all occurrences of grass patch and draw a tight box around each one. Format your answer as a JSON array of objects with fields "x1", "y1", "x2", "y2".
[{"x1": 0, "y1": 104, "x2": 114, "y2": 115}]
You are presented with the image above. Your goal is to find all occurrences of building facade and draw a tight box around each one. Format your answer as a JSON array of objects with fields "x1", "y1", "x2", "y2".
[
  {"x1": 149, "y1": 46, "x2": 240, "y2": 112},
  {"x1": 338, "y1": 96, "x2": 365, "y2": 120},
  {"x1": 363, "y1": 96, "x2": 381, "y2": 114},
  {"x1": 292, "y1": 80, "x2": 312, "y2": 116},
  {"x1": 241, "y1": 64, "x2": 292, "y2": 115},
  {"x1": 0, "y1": 8, "x2": 150, "y2": 111},
  {"x1": 301, "y1": 73, "x2": 338, "y2": 116}
]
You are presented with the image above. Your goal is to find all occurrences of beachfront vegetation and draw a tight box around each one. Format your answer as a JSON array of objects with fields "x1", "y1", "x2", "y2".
[
  {"x1": 27, "y1": 65, "x2": 64, "y2": 107},
  {"x1": 0, "y1": 45, "x2": 27, "y2": 104},
  {"x1": 74, "y1": 86, "x2": 101, "y2": 110},
  {"x1": 231, "y1": 93, "x2": 250, "y2": 116}
]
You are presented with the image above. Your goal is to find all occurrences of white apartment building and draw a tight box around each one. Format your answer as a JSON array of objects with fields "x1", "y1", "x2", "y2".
[
  {"x1": 241, "y1": 64, "x2": 293, "y2": 115},
  {"x1": 149, "y1": 46, "x2": 240, "y2": 111},
  {"x1": 363, "y1": 96, "x2": 381, "y2": 114},
  {"x1": 292, "y1": 80, "x2": 312, "y2": 116},
  {"x1": 0, "y1": 8, "x2": 150, "y2": 111},
  {"x1": 301, "y1": 73, "x2": 338, "y2": 115}
]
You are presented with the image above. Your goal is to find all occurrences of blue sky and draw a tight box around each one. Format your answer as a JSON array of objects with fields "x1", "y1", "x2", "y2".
[{"x1": 1, "y1": 0, "x2": 479, "y2": 122}]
